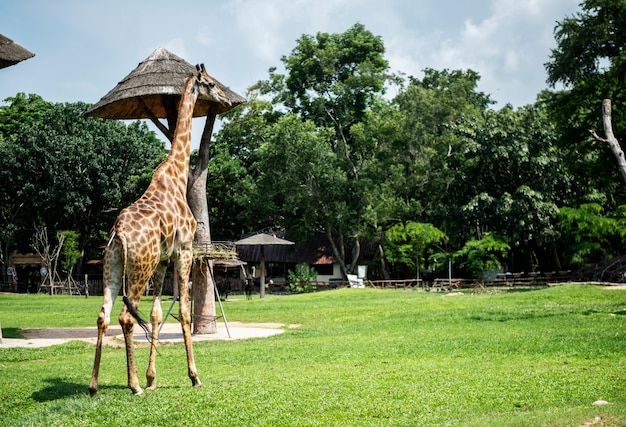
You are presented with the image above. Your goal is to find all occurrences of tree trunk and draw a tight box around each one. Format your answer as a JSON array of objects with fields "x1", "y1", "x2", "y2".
[
  {"x1": 348, "y1": 238, "x2": 360, "y2": 274},
  {"x1": 188, "y1": 110, "x2": 218, "y2": 334},
  {"x1": 590, "y1": 99, "x2": 626, "y2": 185},
  {"x1": 325, "y1": 224, "x2": 350, "y2": 280},
  {"x1": 378, "y1": 243, "x2": 391, "y2": 280}
]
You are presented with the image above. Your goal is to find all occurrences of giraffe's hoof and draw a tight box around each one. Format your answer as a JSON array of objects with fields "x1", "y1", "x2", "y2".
[
  {"x1": 192, "y1": 379, "x2": 203, "y2": 388},
  {"x1": 131, "y1": 386, "x2": 144, "y2": 396}
]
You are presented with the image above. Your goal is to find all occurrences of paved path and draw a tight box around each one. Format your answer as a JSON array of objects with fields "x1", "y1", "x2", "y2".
[{"x1": 0, "y1": 322, "x2": 286, "y2": 348}]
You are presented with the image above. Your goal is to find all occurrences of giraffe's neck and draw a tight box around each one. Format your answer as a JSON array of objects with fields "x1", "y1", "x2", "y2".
[{"x1": 164, "y1": 75, "x2": 198, "y2": 189}]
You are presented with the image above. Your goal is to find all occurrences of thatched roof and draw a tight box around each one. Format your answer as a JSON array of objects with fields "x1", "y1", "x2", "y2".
[
  {"x1": 85, "y1": 47, "x2": 244, "y2": 119},
  {"x1": 236, "y1": 232, "x2": 339, "y2": 265},
  {"x1": 235, "y1": 233, "x2": 295, "y2": 246},
  {"x1": 0, "y1": 34, "x2": 35, "y2": 69}
]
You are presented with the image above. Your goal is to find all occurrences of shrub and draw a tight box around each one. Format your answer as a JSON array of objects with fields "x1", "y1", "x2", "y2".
[{"x1": 287, "y1": 263, "x2": 317, "y2": 293}]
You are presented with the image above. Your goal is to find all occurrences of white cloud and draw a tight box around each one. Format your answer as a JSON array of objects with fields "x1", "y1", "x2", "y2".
[
  {"x1": 0, "y1": 0, "x2": 581, "y2": 117},
  {"x1": 412, "y1": 0, "x2": 580, "y2": 105}
]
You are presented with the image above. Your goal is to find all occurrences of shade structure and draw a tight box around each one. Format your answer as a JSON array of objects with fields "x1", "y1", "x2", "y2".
[
  {"x1": 235, "y1": 233, "x2": 295, "y2": 246},
  {"x1": 85, "y1": 47, "x2": 245, "y2": 121},
  {"x1": 86, "y1": 47, "x2": 245, "y2": 335},
  {"x1": 0, "y1": 34, "x2": 34, "y2": 69},
  {"x1": 235, "y1": 233, "x2": 295, "y2": 298}
]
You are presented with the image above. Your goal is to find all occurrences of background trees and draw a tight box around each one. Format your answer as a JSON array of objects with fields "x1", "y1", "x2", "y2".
[
  {"x1": 4, "y1": 1, "x2": 626, "y2": 282},
  {"x1": 545, "y1": 0, "x2": 626, "y2": 208},
  {"x1": 0, "y1": 94, "x2": 165, "y2": 272}
]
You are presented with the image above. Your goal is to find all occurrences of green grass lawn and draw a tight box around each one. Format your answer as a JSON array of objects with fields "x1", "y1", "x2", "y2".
[{"x1": 1, "y1": 285, "x2": 625, "y2": 426}]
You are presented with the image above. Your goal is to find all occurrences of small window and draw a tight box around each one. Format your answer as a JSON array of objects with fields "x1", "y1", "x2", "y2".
[{"x1": 312, "y1": 264, "x2": 333, "y2": 275}]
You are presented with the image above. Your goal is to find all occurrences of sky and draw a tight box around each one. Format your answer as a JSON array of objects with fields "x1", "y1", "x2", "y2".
[{"x1": 0, "y1": 0, "x2": 581, "y2": 147}]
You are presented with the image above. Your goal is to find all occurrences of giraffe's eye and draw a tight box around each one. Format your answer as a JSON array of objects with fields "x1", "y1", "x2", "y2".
[{"x1": 208, "y1": 82, "x2": 215, "y2": 88}]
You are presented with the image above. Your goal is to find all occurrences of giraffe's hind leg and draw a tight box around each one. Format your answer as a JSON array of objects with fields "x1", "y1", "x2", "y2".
[
  {"x1": 89, "y1": 304, "x2": 109, "y2": 396},
  {"x1": 119, "y1": 283, "x2": 147, "y2": 395},
  {"x1": 176, "y1": 249, "x2": 202, "y2": 388},
  {"x1": 146, "y1": 264, "x2": 166, "y2": 390},
  {"x1": 119, "y1": 308, "x2": 142, "y2": 394},
  {"x1": 89, "y1": 243, "x2": 123, "y2": 396}
]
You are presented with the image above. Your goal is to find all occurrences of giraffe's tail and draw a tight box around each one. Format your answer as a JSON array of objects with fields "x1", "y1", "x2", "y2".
[
  {"x1": 114, "y1": 230, "x2": 152, "y2": 340},
  {"x1": 122, "y1": 295, "x2": 151, "y2": 337}
]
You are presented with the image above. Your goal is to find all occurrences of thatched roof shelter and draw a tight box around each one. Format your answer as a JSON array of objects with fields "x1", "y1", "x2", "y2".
[
  {"x1": 236, "y1": 232, "x2": 295, "y2": 298},
  {"x1": 0, "y1": 34, "x2": 35, "y2": 69},
  {"x1": 85, "y1": 47, "x2": 244, "y2": 124}
]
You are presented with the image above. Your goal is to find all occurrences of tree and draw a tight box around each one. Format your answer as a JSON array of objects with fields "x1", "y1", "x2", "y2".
[
  {"x1": 251, "y1": 114, "x2": 351, "y2": 268},
  {"x1": 449, "y1": 104, "x2": 567, "y2": 271},
  {"x1": 545, "y1": 0, "x2": 626, "y2": 204},
  {"x1": 589, "y1": 99, "x2": 626, "y2": 184},
  {"x1": 0, "y1": 93, "x2": 53, "y2": 272},
  {"x1": 453, "y1": 233, "x2": 510, "y2": 281},
  {"x1": 0, "y1": 96, "x2": 165, "y2": 270},
  {"x1": 207, "y1": 93, "x2": 279, "y2": 239},
  {"x1": 384, "y1": 221, "x2": 447, "y2": 279},
  {"x1": 248, "y1": 23, "x2": 391, "y2": 278},
  {"x1": 557, "y1": 203, "x2": 626, "y2": 266},
  {"x1": 31, "y1": 226, "x2": 64, "y2": 293},
  {"x1": 357, "y1": 69, "x2": 492, "y2": 227}
]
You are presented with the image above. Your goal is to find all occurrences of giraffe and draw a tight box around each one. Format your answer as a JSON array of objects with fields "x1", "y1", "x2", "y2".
[{"x1": 89, "y1": 64, "x2": 231, "y2": 396}]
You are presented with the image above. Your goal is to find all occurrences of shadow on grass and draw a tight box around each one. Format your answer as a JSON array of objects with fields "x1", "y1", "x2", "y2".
[
  {"x1": 31, "y1": 378, "x2": 126, "y2": 401},
  {"x1": 1, "y1": 327, "x2": 23, "y2": 338}
]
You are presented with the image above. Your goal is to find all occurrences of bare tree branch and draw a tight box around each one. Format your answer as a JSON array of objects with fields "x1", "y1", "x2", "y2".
[{"x1": 590, "y1": 99, "x2": 626, "y2": 185}]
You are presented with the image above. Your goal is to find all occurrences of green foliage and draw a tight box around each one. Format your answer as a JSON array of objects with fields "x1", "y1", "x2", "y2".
[
  {"x1": 355, "y1": 69, "x2": 493, "y2": 235},
  {"x1": 1, "y1": 286, "x2": 626, "y2": 426},
  {"x1": 545, "y1": 0, "x2": 626, "y2": 204},
  {"x1": 557, "y1": 203, "x2": 626, "y2": 266},
  {"x1": 271, "y1": 22, "x2": 389, "y2": 132},
  {"x1": 0, "y1": 93, "x2": 52, "y2": 137},
  {"x1": 253, "y1": 114, "x2": 343, "y2": 238},
  {"x1": 58, "y1": 230, "x2": 80, "y2": 273},
  {"x1": 384, "y1": 221, "x2": 447, "y2": 270},
  {"x1": 207, "y1": 94, "x2": 277, "y2": 238},
  {"x1": 453, "y1": 232, "x2": 511, "y2": 280},
  {"x1": 450, "y1": 104, "x2": 565, "y2": 267},
  {"x1": 0, "y1": 96, "x2": 165, "y2": 258},
  {"x1": 248, "y1": 23, "x2": 391, "y2": 277},
  {"x1": 287, "y1": 263, "x2": 318, "y2": 293}
]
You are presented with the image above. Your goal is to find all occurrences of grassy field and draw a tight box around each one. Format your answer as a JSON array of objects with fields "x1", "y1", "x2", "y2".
[{"x1": 0, "y1": 285, "x2": 625, "y2": 426}]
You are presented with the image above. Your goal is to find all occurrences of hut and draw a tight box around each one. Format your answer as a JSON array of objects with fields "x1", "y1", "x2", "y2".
[{"x1": 0, "y1": 34, "x2": 34, "y2": 69}]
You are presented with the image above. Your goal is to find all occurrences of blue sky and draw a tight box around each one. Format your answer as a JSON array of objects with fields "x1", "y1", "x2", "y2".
[{"x1": 1, "y1": 0, "x2": 580, "y2": 145}]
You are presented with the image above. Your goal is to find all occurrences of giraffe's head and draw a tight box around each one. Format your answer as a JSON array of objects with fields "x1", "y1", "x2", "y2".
[{"x1": 194, "y1": 63, "x2": 231, "y2": 107}]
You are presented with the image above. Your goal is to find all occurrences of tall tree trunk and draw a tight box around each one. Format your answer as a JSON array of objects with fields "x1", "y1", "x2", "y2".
[
  {"x1": 378, "y1": 243, "x2": 391, "y2": 280},
  {"x1": 348, "y1": 238, "x2": 360, "y2": 273},
  {"x1": 590, "y1": 99, "x2": 626, "y2": 184},
  {"x1": 325, "y1": 224, "x2": 351, "y2": 280},
  {"x1": 188, "y1": 110, "x2": 217, "y2": 334}
]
